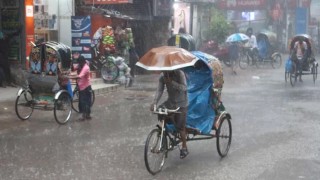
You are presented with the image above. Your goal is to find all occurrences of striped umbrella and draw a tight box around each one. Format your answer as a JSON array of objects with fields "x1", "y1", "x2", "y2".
[{"x1": 226, "y1": 33, "x2": 250, "y2": 43}]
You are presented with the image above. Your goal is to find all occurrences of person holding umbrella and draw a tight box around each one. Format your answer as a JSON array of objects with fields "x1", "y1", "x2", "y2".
[{"x1": 226, "y1": 32, "x2": 249, "y2": 75}]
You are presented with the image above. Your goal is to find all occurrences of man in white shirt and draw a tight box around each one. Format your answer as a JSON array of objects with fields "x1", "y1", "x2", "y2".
[{"x1": 245, "y1": 28, "x2": 258, "y2": 63}]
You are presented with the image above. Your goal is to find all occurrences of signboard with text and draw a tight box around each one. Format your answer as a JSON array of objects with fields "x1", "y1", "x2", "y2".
[
  {"x1": 84, "y1": 0, "x2": 132, "y2": 4},
  {"x1": 71, "y1": 16, "x2": 92, "y2": 61}
]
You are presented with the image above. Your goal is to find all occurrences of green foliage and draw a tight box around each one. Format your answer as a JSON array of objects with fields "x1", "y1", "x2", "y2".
[{"x1": 206, "y1": 8, "x2": 231, "y2": 44}]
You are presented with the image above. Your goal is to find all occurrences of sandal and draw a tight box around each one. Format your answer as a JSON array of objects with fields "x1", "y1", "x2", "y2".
[{"x1": 180, "y1": 148, "x2": 189, "y2": 159}]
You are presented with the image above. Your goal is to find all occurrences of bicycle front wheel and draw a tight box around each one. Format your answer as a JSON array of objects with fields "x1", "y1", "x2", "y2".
[
  {"x1": 216, "y1": 116, "x2": 232, "y2": 157},
  {"x1": 101, "y1": 61, "x2": 119, "y2": 82},
  {"x1": 239, "y1": 54, "x2": 249, "y2": 69},
  {"x1": 144, "y1": 129, "x2": 167, "y2": 175}
]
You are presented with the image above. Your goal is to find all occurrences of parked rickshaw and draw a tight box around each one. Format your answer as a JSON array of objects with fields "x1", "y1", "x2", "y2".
[
  {"x1": 137, "y1": 47, "x2": 232, "y2": 175},
  {"x1": 286, "y1": 34, "x2": 318, "y2": 86},
  {"x1": 15, "y1": 41, "x2": 73, "y2": 124},
  {"x1": 256, "y1": 30, "x2": 282, "y2": 68}
]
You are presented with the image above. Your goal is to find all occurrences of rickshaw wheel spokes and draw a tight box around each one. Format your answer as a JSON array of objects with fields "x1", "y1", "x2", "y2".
[
  {"x1": 290, "y1": 63, "x2": 297, "y2": 87},
  {"x1": 101, "y1": 61, "x2": 119, "y2": 82},
  {"x1": 271, "y1": 54, "x2": 282, "y2": 69},
  {"x1": 144, "y1": 129, "x2": 167, "y2": 175},
  {"x1": 54, "y1": 92, "x2": 72, "y2": 125},
  {"x1": 15, "y1": 90, "x2": 34, "y2": 120},
  {"x1": 72, "y1": 90, "x2": 80, "y2": 113},
  {"x1": 216, "y1": 116, "x2": 232, "y2": 158},
  {"x1": 312, "y1": 63, "x2": 318, "y2": 84},
  {"x1": 239, "y1": 53, "x2": 250, "y2": 70}
]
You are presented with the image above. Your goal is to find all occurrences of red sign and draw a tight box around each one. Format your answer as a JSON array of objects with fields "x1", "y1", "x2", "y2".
[
  {"x1": 84, "y1": 0, "x2": 132, "y2": 4},
  {"x1": 218, "y1": 0, "x2": 267, "y2": 10}
]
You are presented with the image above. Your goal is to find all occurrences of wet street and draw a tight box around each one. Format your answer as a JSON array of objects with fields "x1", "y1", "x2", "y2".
[{"x1": 1, "y1": 58, "x2": 320, "y2": 180}]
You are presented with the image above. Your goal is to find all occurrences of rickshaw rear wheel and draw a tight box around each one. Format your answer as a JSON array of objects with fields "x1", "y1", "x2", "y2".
[
  {"x1": 54, "y1": 92, "x2": 72, "y2": 124},
  {"x1": 285, "y1": 71, "x2": 290, "y2": 83},
  {"x1": 290, "y1": 63, "x2": 297, "y2": 87},
  {"x1": 72, "y1": 87, "x2": 95, "y2": 113},
  {"x1": 312, "y1": 63, "x2": 318, "y2": 84},
  {"x1": 144, "y1": 128, "x2": 167, "y2": 175},
  {"x1": 271, "y1": 54, "x2": 282, "y2": 69},
  {"x1": 15, "y1": 90, "x2": 34, "y2": 120},
  {"x1": 216, "y1": 116, "x2": 232, "y2": 158}
]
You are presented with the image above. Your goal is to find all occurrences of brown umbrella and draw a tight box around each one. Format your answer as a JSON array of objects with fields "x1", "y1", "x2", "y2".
[{"x1": 136, "y1": 46, "x2": 198, "y2": 71}]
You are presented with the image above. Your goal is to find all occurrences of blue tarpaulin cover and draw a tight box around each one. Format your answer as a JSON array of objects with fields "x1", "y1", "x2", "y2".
[{"x1": 166, "y1": 51, "x2": 215, "y2": 134}]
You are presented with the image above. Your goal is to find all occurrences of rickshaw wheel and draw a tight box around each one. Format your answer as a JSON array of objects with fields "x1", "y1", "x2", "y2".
[
  {"x1": 312, "y1": 63, "x2": 318, "y2": 84},
  {"x1": 15, "y1": 90, "x2": 34, "y2": 120},
  {"x1": 239, "y1": 53, "x2": 250, "y2": 70},
  {"x1": 285, "y1": 71, "x2": 290, "y2": 83},
  {"x1": 54, "y1": 92, "x2": 72, "y2": 124},
  {"x1": 101, "y1": 61, "x2": 119, "y2": 82},
  {"x1": 144, "y1": 128, "x2": 167, "y2": 175},
  {"x1": 72, "y1": 87, "x2": 95, "y2": 113},
  {"x1": 216, "y1": 116, "x2": 232, "y2": 158},
  {"x1": 290, "y1": 63, "x2": 297, "y2": 87},
  {"x1": 271, "y1": 54, "x2": 282, "y2": 69}
]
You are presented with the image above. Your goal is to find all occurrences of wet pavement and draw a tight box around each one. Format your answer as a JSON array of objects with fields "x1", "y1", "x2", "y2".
[{"x1": 1, "y1": 57, "x2": 320, "y2": 179}]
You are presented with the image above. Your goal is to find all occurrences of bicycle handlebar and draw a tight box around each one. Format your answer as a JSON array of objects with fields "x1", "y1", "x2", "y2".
[{"x1": 152, "y1": 106, "x2": 181, "y2": 115}]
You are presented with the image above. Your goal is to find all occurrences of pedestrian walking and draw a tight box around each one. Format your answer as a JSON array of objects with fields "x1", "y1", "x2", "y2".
[{"x1": 228, "y1": 42, "x2": 239, "y2": 75}]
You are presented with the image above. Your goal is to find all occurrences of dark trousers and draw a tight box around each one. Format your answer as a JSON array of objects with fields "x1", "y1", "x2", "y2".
[
  {"x1": 79, "y1": 86, "x2": 92, "y2": 116},
  {"x1": 0, "y1": 67, "x2": 5, "y2": 85},
  {"x1": 0, "y1": 53, "x2": 11, "y2": 83}
]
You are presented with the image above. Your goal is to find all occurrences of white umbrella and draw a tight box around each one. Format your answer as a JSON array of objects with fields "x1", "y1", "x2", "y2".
[{"x1": 226, "y1": 33, "x2": 250, "y2": 43}]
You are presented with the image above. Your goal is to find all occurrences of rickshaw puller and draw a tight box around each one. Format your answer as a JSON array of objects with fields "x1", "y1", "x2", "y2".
[
  {"x1": 150, "y1": 70, "x2": 189, "y2": 159},
  {"x1": 293, "y1": 39, "x2": 308, "y2": 82},
  {"x1": 71, "y1": 56, "x2": 92, "y2": 120}
]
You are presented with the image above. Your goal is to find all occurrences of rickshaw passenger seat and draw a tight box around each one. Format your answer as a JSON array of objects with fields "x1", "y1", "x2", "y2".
[{"x1": 46, "y1": 62, "x2": 57, "y2": 75}]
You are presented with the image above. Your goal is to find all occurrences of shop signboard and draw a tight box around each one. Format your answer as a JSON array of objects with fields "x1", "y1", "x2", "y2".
[
  {"x1": 217, "y1": 0, "x2": 267, "y2": 10},
  {"x1": 295, "y1": 7, "x2": 307, "y2": 34},
  {"x1": 71, "y1": 16, "x2": 92, "y2": 61},
  {"x1": 1, "y1": 9, "x2": 21, "y2": 62},
  {"x1": 84, "y1": 0, "x2": 132, "y2": 4}
]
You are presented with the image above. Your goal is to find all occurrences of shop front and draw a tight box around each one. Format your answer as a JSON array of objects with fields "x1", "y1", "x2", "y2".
[{"x1": 0, "y1": 0, "x2": 23, "y2": 65}]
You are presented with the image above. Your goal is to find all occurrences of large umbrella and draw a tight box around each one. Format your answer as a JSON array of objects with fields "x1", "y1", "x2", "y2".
[
  {"x1": 136, "y1": 46, "x2": 198, "y2": 71},
  {"x1": 226, "y1": 33, "x2": 250, "y2": 43}
]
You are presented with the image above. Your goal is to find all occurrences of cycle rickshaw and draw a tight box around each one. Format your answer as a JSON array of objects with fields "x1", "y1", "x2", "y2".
[
  {"x1": 286, "y1": 34, "x2": 318, "y2": 87},
  {"x1": 256, "y1": 30, "x2": 282, "y2": 68},
  {"x1": 136, "y1": 46, "x2": 232, "y2": 175},
  {"x1": 15, "y1": 41, "x2": 73, "y2": 124}
]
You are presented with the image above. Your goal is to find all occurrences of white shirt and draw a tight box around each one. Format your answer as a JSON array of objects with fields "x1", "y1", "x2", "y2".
[{"x1": 246, "y1": 35, "x2": 258, "y2": 49}]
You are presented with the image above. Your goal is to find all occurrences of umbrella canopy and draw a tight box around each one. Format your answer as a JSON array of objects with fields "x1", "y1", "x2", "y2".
[
  {"x1": 226, "y1": 33, "x2": 250, "y2": 43},
  {"x1": 136, "y1": 46, "x2": 198, "y2": 71}
]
